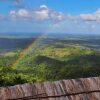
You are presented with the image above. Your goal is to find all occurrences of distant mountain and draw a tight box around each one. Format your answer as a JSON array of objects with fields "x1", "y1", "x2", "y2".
[{"x1": 0, "y1": 32, "x2": 42, "y2": 37}]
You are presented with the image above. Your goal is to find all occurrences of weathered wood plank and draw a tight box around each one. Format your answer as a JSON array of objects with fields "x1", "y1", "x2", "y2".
[{"x1": 0, "y1": 76, "x2": 99, "y2": 100}]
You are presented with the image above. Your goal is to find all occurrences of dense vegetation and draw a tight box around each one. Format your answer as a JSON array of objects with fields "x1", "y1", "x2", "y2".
[{"x1": 0, "y1": 36, "x2": 100, "y2": 86}]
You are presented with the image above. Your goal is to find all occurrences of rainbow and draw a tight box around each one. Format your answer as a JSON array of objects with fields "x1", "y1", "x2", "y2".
[{"x1": 12, "y1": 32, "x2": 47, "y2": 69}]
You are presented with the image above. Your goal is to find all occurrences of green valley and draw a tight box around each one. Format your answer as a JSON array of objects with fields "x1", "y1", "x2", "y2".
[{"x1": 0, "y1": 36, "x2": 100, "y2": 86}]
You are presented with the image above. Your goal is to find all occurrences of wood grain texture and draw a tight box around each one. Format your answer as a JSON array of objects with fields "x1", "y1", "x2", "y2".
[{"x1": 0, "y1": 76, "x2": 99, "y2": 100}]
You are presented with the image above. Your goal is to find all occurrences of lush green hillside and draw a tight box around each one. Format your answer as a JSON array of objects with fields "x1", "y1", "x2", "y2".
[{"x1": 0, "y1": 37, "x2": 100, "y2": 86}]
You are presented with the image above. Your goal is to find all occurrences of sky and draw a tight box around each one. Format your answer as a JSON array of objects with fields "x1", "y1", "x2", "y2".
[{"x1": 0, "y1": 0, "x2": 100, "y2": 34}]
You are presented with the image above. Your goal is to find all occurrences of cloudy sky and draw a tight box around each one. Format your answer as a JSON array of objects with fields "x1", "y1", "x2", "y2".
[{"x1": 0, "y1": 0, "x2": 100, "y2": 34}]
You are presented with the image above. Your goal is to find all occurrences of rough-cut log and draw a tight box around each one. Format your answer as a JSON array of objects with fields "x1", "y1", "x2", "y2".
[{"x1": 0, "y1": 76, "x2": 99, "y2": 100}]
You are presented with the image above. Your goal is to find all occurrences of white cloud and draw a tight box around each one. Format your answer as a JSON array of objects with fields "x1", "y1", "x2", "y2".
[
  {"x1": 33, "y1": 5, "x2": 65, "y2": 21},
  {"x1": 79, "y1": 9, "x2": 100, "y2": 22},
  {"x1": 10, "y1": 9, "x2": 29, "y2": 20},
  {"x1": 80, "y1": 14, "x2": 96, "y2": 21},
  {"x1": 50, "y1": 11, "x2": 65, "y2": 21},
  {"x1": 9, "y1": 5, "x2": 100, "y2": 24},
  {"x1": 9, "y1": 5, "x2": 66, "y2": 21},
  {"x1": 33, "y1": 11, "x2": 49, "y2": 20},
  {"x1": 40, "y1": 5, "x2": 48, "y2": 9},
  {"x1": 17, "y1": 9, "x2": 28, "y2": 17},
  {"x1": 33, "y1": 5, "x2": 49, "y2": 20},
  {"x1": 95, "y1": 8, "x2": 100, "y2": 14},
  {"x1": 10, "y1": 10, "x2": 17, "y2": 20},
  {"x1": 9, "y1": 5, "x2": 50, "y2": 21}
]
